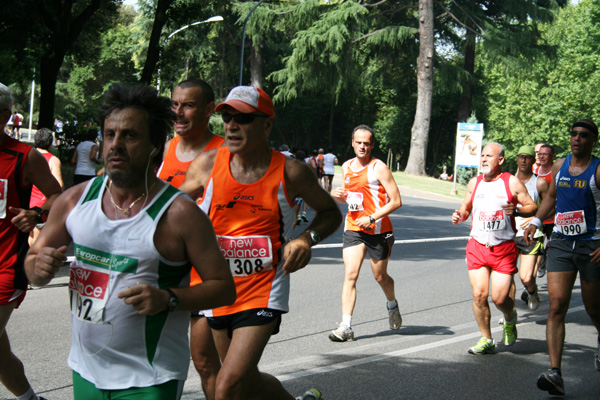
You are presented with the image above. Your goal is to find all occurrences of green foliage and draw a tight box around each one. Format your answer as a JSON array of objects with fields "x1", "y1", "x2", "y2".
[{"x1": 481, "y1": 0, "x2": 600, "y2": 162}]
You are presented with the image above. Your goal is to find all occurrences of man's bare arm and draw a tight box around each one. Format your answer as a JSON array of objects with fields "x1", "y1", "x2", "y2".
[
  {"x1": 452, "y1": 177, "x2": 476, "y2": 225},
  {"x1": 282, "y1": 159, "x2": 342, "y2": 274}
]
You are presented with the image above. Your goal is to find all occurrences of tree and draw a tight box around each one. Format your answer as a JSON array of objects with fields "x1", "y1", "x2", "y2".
[
  {"x1": 139, "y1": 0, "x2": 176, "y2": 85},
  {"x1": 34, "y1": 0, "x2": 119, "y2": 129},
  {"x1": 404, "y1": 0, "x2": 434, "y2": 175}
]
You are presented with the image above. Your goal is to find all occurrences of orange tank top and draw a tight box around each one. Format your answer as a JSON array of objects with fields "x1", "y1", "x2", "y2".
[
  {"x1": 200, "y1": 147, "x2": 295, "y2": 316},
  {"x1": 343, "y1": 157, "x2": 394, "y2": 234},
  {"x1": 157, "y1": 134, "x2": 224, "y2": 286},
  {"x1": 157, "y1": 134, "x2": 224, "y2": 188}
]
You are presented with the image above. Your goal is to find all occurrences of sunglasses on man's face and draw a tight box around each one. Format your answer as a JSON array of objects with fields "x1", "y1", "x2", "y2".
[
  {"x1": 570, "y1": 130, "x2": 592, "y2": 139},
  {"x1": 221, "y1": 112, "x2": 266, "y2": 125}
]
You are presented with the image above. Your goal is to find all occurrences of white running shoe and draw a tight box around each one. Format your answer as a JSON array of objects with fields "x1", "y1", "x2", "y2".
[
  {"x1": 328, "y1": 324, "x2": 354, "y2": 342},
  {"x1": 388, "y1": 305, "x2": 402, "y2": 330},
  {"x1": 528, "y1": 285, "x2": 540, "y2": 311}
]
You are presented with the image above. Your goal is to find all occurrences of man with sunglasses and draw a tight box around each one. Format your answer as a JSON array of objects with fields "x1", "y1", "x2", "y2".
[
  {"x1": 157, "y1": 78, "x2": 224, "y2": 400},
  {"x1": 513, "y1": 145, "x2": 548, "y2": 311},
  {"x1": 525, "y1": 119, "x2": 600, "y2": 396},
  {"x1": 181, "y1": 86, "x2": 342, "y2": 400}
]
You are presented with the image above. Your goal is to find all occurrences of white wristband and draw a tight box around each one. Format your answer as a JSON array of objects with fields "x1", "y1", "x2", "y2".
[{"x1": 530, "y1": 217, "x2": 543, "y2": 228}]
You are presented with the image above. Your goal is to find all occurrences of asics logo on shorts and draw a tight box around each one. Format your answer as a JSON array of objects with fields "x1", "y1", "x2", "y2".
[
  {"x1": 385, "y1": 233, "x2": 394, "y2": 239},
  {"x1": 256, "y1": 310, "x2": 273, "y2": 317}
]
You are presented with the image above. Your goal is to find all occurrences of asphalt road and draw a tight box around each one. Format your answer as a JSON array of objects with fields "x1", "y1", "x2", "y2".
[{"x1": 3, "y1": 183, "x2": 600, "y2": 400}]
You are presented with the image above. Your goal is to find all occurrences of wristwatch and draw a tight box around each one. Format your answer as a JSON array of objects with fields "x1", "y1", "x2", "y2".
[
  {"x1": 369, "y1": 215, "x2": 376, "y2": 224},
  {"x1": 165, "y1": 288, "x2": 180, "y2": 312},
  {"x1": 309, "y1": 230, "x2": 320, "y2": 246},
  {"x1": 31, "y1": 207, "x2": 49, "y2": 224}
]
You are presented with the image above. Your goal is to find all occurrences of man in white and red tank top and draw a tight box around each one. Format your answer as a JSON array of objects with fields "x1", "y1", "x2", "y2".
[{"x1": 452, "y1": 142, "x2": 536, "y2": 355}]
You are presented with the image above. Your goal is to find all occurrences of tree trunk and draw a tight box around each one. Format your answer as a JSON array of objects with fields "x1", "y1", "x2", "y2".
[
  {"x1": 404, "y1": 0, "x2": 434, "y2": 176},
  {"x1": 36, "y1": 0, "x2": 104, "y2": 129},
  {"x1": 249, "y1": 39, "x2": 264, "y2": 88},
  {"x1": 140, "y1": 0, "x2": 175, "y2": 86},
  {"x1": 457, "y1": 31, "x2": 475, "y2": 122},
  {"x1": 328, "y1": 99, "x2": 335, "y2": 148},
  {"x1": 38, "y1": 53, "x2": 63, "y2": 129}
]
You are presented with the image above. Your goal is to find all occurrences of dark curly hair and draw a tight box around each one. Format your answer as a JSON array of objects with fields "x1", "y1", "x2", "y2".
[{"x1": 99, "y1": 83, "x2": 175, "y2": 168}]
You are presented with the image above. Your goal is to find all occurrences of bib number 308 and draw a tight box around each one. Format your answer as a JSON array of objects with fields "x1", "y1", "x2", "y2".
[{"x1": 217, "y1": 235, "x2": 274, "y2": 277}]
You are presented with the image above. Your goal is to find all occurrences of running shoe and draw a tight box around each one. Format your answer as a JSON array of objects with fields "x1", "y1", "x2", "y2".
[
  {"x1": 520, "y1": 287, "x2": 529, "y2": 303},
  {"x1": 595, "y1": 337, "x2": 600, "y2": 371},
  {"x1": 468, "y1": 337, "x2": 495, "y2": 355},
  {"x1": 301, "y1": 213, "x2": 309, "y2": 222},
  {"x1": 328, "y1": 324, "x2": 354, "y2": 342},
  {"x1": 296, "y1": 217, "x2": 302, "y2": 225},
  {"x1": 502, "y1": 310, "x2": 518, "y2": 346},
  {"x1": 537, "y1": 369, "x2": 565, "y2": 396},
  {"x1": 528, "y1": 285, "x2": 540, "y2": 311},
  {"x1": 298, "y1": 388, "x2": 324, "y2": 400},
  {"x1": 388, "y1": 305, "x2": 402, "y2": 330}
]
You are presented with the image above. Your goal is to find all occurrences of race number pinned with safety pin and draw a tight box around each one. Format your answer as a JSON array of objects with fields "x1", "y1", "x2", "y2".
[
  {"x1": 477, "y1": 210, "x2": 506, "y2": 231},
  {"x1": 556, "y1": 210, "x2": 587, "y2": 236},
  {"x1": 69, "y1": 265, "x2": 109, "y2": 324},
  {"x1": 217, "y1": 235, "x2": 273, "y2": 277},
  {"x1": 346, "y1": 191, "x2": 364, "y2": 211}
]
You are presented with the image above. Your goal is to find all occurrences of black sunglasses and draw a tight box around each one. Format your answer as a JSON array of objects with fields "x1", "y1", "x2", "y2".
[
  {"x1": 570, "y1": 130, "x2": 592, "y2": 139},
  {"x1": 221, "y1": 112, "x2": 266, "y2": 125}
]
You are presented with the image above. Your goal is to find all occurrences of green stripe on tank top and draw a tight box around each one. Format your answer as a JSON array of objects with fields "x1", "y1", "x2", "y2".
[
  {"x1": 145, "y1": 259, "x2": 191, "y2": 365},
  {"x1": 82, "y1": 177, "x2": 104, "y2": 204},
  {"x1": 146, "y1": 184, "x2": 180, "y2": 221}
]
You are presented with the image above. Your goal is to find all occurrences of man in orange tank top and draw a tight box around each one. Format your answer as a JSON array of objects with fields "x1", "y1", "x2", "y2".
[
  {"x1": 328, "y1": 125, "x2": 403, "y2": 342},
  {"x1": 181, "y1": 86, "x2": 342, "y2": 400},
  {"x1": 157, "y1": 79, "x2": 224, "y2": 400}
]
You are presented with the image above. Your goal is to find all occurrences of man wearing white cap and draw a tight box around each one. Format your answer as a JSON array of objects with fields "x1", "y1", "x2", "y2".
[{"x1": 181, "y1": 86, "x2": 342, "y2": 400}]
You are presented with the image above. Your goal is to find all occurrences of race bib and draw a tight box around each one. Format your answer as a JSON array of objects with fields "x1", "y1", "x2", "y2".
[
  {"x1": 347, "y1": 191, "x2": 364, "y2": 211},
  {"x1": 478, "y1": 210, "x2": 506, "y2": 231},
  {"x1": 218, "y1": 235, "x2": 273, "y2": 277},
  {"x1": 556, "y1": 210, "x2": 587, "y2": 236},
  {"x1": 0, "y1": 179, "x2": 7, "y2": 219},
  {"x1": 69, "y1": 265, "x2": 110, "y2": 324}
]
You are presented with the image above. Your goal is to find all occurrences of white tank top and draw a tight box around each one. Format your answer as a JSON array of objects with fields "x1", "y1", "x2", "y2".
[
  {"x1": 65, "y1": 177, "x2": 192, "y2": 389},
  {"x1": 74, "y1": 141, "x2": 97, "y2": 176},
  {"x1": 515, "y1": 174, "x2": 541, "y2": 237},
  {"x1": 470, "y1": 172, "x2": 517, "y2": 246}
]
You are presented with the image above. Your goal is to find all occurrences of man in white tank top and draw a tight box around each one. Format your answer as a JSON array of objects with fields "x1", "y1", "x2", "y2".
[
  {"x1": 513, "y1": 145, "x2": 548, "y2": 311},
  {"x1": 24, "y1": 84, "x2": 236, "y2": 400},
  {"x1": 452, "y1": 142, "x2": 536, "y2": 355}
]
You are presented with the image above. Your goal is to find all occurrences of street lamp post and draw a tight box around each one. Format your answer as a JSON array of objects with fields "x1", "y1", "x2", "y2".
[
  {"x1": 239, "y1": 0, "x2": 264, "y2": 86},
  {"x1": 157, "y1": 15, "x2": 224, "y2": 92}
]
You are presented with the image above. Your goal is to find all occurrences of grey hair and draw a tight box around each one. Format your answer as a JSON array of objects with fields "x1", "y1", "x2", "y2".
[
  {"x1": 0, "y1": 83, "x2": 14, "y2": 111},
  {"x1": 486, "y1": 142, "x2": 505, "y2": 158}
]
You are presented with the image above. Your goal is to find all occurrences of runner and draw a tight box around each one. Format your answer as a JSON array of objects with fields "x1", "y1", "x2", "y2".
[
  {"x1": 328, "y1": 124, "x2": 402, "y2": 342},
  {"x1": 513, "y1": 145, "x2": 548, "y2": 311},
  {"x1": 0, "y1": 82, "x2": 62, "y2": 400},
  {"x1": 25, "y1": 83, "x2": 235, "y2": 400},
  {"x1": 157, "y1": 78, "x2": 224, "y2": 400},
  {"x1": 525, "y1": 119, "x2": 600, "y2": 396},
  {"x1": 452, "y1": 142, "x2": 536, "y2": 354},
  {"x1": 181, "y1": 85, "x2": 342, "y2": 400}
]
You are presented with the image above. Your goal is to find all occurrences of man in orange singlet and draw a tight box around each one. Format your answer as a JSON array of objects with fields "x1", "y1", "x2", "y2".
[
  {"x1": 328, "y1": 125, "x2": 403, "y2": 342},
  {"x1": 181, "y1": 86, "x2": 342, "y2": 400},
  {"x1": 157, "y1": 78, "x2": 224, "y2": 400}
]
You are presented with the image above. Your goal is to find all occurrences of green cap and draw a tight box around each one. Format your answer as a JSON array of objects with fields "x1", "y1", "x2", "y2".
[{"x1": 517, "y1": 145, "x2": 535, "y2": 157}]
